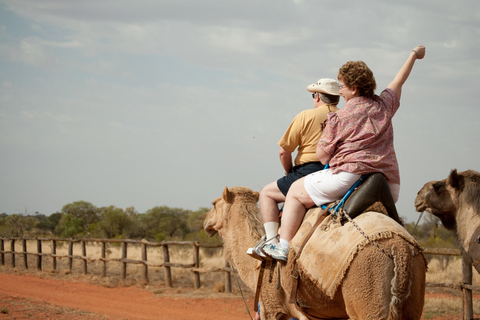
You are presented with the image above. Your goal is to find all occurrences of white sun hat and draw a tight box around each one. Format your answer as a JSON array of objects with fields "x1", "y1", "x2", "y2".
[{"x1": 307, "y1": 78, "x2": 340, "y2": 96}]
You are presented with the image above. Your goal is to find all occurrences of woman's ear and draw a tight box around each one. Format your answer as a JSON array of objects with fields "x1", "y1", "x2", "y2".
[{"x1": 351, "y1": 86, "x2": 359, "y2": 97}]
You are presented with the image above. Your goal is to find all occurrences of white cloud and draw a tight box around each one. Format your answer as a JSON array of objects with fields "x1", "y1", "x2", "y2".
[{"x1": 0, "y1": 0, "x2": 479, "y2": 222}]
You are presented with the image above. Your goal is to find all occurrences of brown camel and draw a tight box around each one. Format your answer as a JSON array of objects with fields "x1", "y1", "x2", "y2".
[
  {"x1": 415, "y1": 169, "x2": 480, "y2": 272},
  {"x1": 204, "y1": 186, "x2": 427, "y2": 320}
]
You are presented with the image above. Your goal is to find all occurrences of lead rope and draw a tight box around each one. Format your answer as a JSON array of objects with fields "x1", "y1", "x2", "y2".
[
  {"x1": 232, "y1": 266, "x2": 254, "y2": 320},
  {"x1": 411, "y1": 211, "x2": 424, "y2": 234}
]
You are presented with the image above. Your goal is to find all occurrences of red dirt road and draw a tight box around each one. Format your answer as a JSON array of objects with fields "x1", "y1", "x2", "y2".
[
  {"x1": 0, "y1": 273, "x2": 256, "y2": 320},
  {"x1": 0, "y1": 272, "x2": 475, "y2": 320}
]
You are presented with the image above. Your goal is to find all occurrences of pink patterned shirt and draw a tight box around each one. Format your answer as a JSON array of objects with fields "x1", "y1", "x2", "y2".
[{"x1": 317, "y1": 88, "x2": 400, "y2": 185}]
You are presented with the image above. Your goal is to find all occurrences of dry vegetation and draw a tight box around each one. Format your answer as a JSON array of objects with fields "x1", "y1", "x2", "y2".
[
  {"x1": 423, "y1": 255, "x2": 480, "y2": 319},
  {"x1": 1, "y1": 240, "x2": 480, "y2": 318}
]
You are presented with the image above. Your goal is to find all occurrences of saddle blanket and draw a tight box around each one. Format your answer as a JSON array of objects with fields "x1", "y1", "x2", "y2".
[{"x1": 291, "y1": 208, "x2": 421, "y2": 299}]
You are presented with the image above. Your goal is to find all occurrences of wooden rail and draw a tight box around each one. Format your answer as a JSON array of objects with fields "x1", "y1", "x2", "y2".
[
  {"x1": 0, "y1": 237, "x2": 233, "y2": 292},
  {"x1": 0, "y1": 238, "x2": 478, "y2": 318},
  {"x1": 423, "y1": 247, "x2": 479, "y2": 320}
]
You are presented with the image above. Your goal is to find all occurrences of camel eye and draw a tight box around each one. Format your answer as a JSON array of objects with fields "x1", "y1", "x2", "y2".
[{"x1": 433, "y1": 181, "x2": 444, "y2": 191}]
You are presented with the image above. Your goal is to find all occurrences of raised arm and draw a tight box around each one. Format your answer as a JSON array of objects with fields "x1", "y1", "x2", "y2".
[{"x1": 387, "y1": 45, "x2": 426, "y2": 100}]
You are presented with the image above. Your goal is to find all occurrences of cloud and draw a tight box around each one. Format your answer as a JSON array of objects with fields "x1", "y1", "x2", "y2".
[{"x1": 0, "y1": 0, "x2": 479, "y2": 222}]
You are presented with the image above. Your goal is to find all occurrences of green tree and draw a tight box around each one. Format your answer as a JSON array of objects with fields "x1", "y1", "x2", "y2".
[
  {"x1": 98, "y1": 206, "x2": 133, "y2": 238},
  {"x1": 143, "y1": 206, "x2": 190, "y2": 241},
  {"x1": 56, "y1": 201, "x2": 99, "y2": 238},
  {"x1": 0, "y1": 214, "x2": 36, "y2": 237},
  {"x1": 35, "y1": 213, "x2": 62, "y2": 234}
]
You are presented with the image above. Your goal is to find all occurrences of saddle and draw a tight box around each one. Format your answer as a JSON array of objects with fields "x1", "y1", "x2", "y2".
[{"x1": 342, "y1": 173, "x2": 401, "y2": 225}]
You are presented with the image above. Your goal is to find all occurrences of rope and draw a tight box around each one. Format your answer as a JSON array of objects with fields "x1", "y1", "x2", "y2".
[
  {"x1": 342, "y1": 209, "x2": 393, "y2": 259},
  {"x1": 232, "y1": 266, "x2": 254, "y2": 320},
  {"x1": 411, "y1": 211, "x2": 424, "y2": 234}
]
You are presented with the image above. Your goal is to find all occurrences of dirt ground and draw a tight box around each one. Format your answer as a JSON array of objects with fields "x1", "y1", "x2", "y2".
[
  {"x1": 0, "y1": 272, "x2": 257, "y2": 320},
  {"x1": 0, "y1": 272, "x2": 475, "y2": 320}
]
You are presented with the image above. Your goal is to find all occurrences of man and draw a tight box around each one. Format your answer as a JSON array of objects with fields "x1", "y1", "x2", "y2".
[{"x1": 247, "y1": 78, "x2": 340, "y2": 260}]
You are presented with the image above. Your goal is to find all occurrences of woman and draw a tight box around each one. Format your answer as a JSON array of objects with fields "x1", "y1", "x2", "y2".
[{"x1": 262, "y1": 46, "x2": 426, "y2": 262}]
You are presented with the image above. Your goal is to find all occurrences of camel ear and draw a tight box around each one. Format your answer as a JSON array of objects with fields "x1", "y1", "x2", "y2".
[
  {"x1": 222, "y1": 186, "x2": 233, "y2": 203},
  {"x1": 448, "y1": 169, "x2": 464, "y2": 191}
]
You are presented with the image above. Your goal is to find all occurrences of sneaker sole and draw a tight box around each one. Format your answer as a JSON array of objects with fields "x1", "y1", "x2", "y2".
[{"x1": 270, "y1": 253, "x2": 288, "y2": 262}]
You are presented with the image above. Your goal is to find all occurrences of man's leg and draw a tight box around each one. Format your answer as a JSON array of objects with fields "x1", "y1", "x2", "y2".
[{"x1": 259, "y1": 181, "x2": 286, "y2": 243}]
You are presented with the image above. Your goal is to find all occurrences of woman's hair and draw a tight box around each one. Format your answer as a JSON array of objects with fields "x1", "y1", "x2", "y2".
[
  {"x1": 338, "y1": 61, "x2": 376, "y2": 98},
  {"x1": 318, "y1": 92, "x2": 340, "y2": 105}
]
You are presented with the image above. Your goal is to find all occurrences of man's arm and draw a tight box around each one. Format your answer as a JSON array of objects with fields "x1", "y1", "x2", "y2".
[
  {"x1": 387, "y1": 45, "x2": 426, "y2": 100},
  {"x1": 279, "y1": 147, "x2": 293, "y2": 175}
]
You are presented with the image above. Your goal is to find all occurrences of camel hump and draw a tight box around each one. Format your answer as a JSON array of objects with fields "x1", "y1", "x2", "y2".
[{"x1": 343, "y1": 173, "x2": 402, "y2": 224}]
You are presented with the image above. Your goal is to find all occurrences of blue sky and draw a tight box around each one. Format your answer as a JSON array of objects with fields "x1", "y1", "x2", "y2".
[{"x1": 1, "y1": 0, "x2": 479, "y2": 223}]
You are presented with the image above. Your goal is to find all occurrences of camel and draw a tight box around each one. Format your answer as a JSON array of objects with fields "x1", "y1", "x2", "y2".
[
  {"x1": 204, "y1": 186, "x2": 427, "y2": 320},
  {"x1": 414, "y1": 169, "x2": 480, "y2": 272}
]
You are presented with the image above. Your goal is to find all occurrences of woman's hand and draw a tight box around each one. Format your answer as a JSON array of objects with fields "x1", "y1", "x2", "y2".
[{"x1": 413, "y1": 45, "x2": 426, "y2": 60}]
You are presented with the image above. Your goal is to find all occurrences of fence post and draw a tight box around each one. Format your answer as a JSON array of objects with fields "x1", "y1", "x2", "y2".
[
  {"x1": 82, "y1": 240, "x2": 87, "y2": 275},
  {"x1": 121, "y1": 241, "x2": 127, "y2": 280},
  {"x1": 462, "y1": 252, "x2": 473, "y2": 320},
  {"x1": 68, "y1": 240, "x2": 73, "y2": 272},
  {"x1": 101, "y1": 241, "x2": 106, "y2": 277},
  {"x1": 193, "y1": 242, "x2": 200, "y2": 289},
  {"x1": 163, "y1": 243, "x2": 172, "y2": 287},
  {"x1": 141, "y1": 241, "x2": 148, "y2": 284},
  {"x1": 10, "y1": 239, "x2": 15, "y2": 268},
  {"x1": 23, "y1": 239, "x2": 28, "y2": 270},
  {"x1": 36, "y1": 239, "x2": 42, "y2": 271},
  {"x1": 0, "y1": 239, "x2": 4, "y2": 266},
  {"x1": 225, "y1": 260, "x2": 232, "y2": 293},
  {"x1": 51, "y1": 239, "x2": 57, "y2": 270}
]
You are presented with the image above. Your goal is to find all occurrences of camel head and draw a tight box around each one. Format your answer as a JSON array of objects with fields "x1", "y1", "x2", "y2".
[
  {"x1": 415, "y1": 169, "x2": 480, "y2": 230},
  {"x1": 203, "y1": 186, "x2": 260, "y2": 238}
]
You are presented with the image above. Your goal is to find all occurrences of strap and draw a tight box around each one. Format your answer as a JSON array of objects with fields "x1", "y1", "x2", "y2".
[
  {"x1": 289, "y1": 209, "x2": 328, "y2": 304},
  {"x1": 254, "y1": 260, "x2": 266, "y2": 312},
  {"x1": 328, "y1": 175, "x2": 368, "y2": 217}
]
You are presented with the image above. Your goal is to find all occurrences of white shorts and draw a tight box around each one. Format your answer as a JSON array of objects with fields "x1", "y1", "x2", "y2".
[
  {"x1": 304, "y1": 169, "x2": 361, "y2": 207},
  {"x1": 304, "y1": 169, "x2": 401, "y2": 206}
]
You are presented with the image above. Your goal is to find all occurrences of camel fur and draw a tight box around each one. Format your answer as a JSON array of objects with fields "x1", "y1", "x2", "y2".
[
  {"x1": 415, "y1": 169, "x2": 480, "y2": 271},
  {"x1": 204, "y1": 186, "x2": 427, "y2": 320}
]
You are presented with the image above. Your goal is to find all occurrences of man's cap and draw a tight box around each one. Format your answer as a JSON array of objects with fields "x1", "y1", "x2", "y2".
[{"x1": 307, "y1": 78, "x2": 340, "y2": 96}]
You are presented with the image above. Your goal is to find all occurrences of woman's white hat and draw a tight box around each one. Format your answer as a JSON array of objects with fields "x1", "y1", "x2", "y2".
[{"x1": 307, "y1": 78, "x2": 340, "y2": 96}]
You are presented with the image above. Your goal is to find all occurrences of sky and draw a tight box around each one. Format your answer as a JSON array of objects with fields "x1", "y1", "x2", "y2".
[{"x1": 0, "y1": 0, "x2": 479, "y2": 223}]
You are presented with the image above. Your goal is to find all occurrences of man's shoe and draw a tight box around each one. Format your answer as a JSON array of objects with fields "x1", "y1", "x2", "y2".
[
  {"x1": 261, "y1": 242, "x2": 289, "y2": 262},
  {"x1": 246, "y1": 247, "x2": 267, "y2": 260},
  {"x1": 246, "y1": 236, "x2": 269, "y2": 261}
]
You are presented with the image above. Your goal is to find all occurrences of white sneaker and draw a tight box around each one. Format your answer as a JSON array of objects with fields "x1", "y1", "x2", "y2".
[
  {"x1": 261, "y1": 242, "x2": 289, "y2": 262},
  {"x1": 246, "y1": 247, "x2": 267, "y2": 260},
  {"x1": 246, "y1": 236, "x2": 270, "y2": 261}
]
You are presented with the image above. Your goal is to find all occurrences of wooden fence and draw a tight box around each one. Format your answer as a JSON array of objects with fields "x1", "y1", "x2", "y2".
[
  {"x1": 1, "y1": 238, "x2": 479, "y2": 319},
  {"x1": 0, "y1": 237, "x2": 234, "y2": 292},
  {"x1": 423, "y1": 247, "x2": 480, "y2": 320}
]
